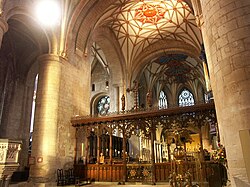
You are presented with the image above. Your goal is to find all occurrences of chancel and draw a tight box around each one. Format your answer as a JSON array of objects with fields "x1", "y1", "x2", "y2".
[{"x1": 0, "y1": 0, "x2": 249, "y2": 187}]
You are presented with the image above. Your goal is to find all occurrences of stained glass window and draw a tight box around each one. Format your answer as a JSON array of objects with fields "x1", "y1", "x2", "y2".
[
  {"x1": 97, "y1": 96, "x2": 110, "y2": 115},
  {"x1": 158, "y1": 91, "x2": 168, "y2": 109},
  {"x1": 178, "y1": 89, "x2": 195, "y2": 107}
]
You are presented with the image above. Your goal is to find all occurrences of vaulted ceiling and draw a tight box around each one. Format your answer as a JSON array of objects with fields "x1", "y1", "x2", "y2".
[{"x1": 93, "y1": 0, "x2": 202, "y2": 70}]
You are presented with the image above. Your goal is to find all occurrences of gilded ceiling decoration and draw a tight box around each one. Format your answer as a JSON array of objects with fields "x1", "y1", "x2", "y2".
[{"x1": 95, "y1": 0, "x2": 202, "y2": 69}]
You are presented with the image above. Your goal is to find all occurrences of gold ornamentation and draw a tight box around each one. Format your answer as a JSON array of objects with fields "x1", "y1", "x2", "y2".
[
  {"x1": 143, "y1": 169, "x2": 149, "y2": 177},
  {"x1": 130, "y1": 169, "x2": 137, "y2": 177}
]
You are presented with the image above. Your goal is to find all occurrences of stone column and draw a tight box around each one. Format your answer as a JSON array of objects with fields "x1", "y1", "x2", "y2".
[
  {"x1": 0, "y1": 18, "x2": 9, "y2": 132},
  {"x1": 200, "y1": 0, "x2": 250, "y2": 186},
  {"x1": 29, "y1": 54, "x2": 61, "y2": 183},
  {"x1": 0, "y1": 17, "x2": 7, "y2": 48}
]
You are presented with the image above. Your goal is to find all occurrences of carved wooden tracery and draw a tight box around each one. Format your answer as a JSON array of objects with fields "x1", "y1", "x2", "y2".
[
  {"x1": 72, "y1": 103, "x2": 216, "y2": 184},
  {"x1": 73, "y1": 103, "x2": 216, "y2": 145}
]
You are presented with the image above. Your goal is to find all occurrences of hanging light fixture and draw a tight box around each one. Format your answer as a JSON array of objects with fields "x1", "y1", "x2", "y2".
[{"x1": 35, "y1": 0, "x2": 61, "y2": 26}]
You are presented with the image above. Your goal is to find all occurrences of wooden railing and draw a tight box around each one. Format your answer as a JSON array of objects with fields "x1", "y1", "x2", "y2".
[
  {"x1": 155, "y1": 162, "x2": 212, "y2": 182},
  {"x1": 74, "y1": 164, "x2": 124, "y2": 182},
  {"x1": 74, "y1": 161, "x2": 223, "y2": 183},
  {"x1": 155, "y1": 162, "x2": 172, "y2": 181}
]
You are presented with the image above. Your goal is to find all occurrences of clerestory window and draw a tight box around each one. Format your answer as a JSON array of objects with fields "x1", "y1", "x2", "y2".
[
  {"x1": 158, "y1": 90, "x2": 168, "y2": 109},
  {"x1": 178, "y1": 89, "x2": 195, "y2": 107}
]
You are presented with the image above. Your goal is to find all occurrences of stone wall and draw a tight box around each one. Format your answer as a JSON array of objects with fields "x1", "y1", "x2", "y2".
[
  {"x1": 200, "y1": 0, "x2": 250, "y2": 186},
  {"x1": 56, "y1": 55, "x2": 91, "y2": 169}
]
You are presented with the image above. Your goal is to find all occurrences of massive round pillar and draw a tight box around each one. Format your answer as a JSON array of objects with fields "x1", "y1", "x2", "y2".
[
  {"x1": 29, "y1": 54, "x2": 61, "y2": 183},
  {"x1": 200, "y1": 0, "x2": 250, "y2": 186},
  {"x1": 0, "y1": 17, "x2": 8, "y2": 48}
]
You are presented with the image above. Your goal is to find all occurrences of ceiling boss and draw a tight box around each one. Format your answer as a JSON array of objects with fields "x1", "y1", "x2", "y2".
[{"x1": 134, "y1": 3, "x2": 166, "y2": 24}]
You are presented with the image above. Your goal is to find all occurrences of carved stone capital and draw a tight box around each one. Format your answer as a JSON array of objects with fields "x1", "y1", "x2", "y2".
[{"x1": 0, "y1": 139, "x2": 22, "y2": 180}]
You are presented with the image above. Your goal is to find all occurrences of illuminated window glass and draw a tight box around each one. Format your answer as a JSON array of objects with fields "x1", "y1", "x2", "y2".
[
  {"x1": 178, "y1": 89, "x2": 195, "y2": 107},
  {"x1": 97, "y1": 96, "x2": 110, "y2": 115},
  {"x1": 158, "y1": 91, "x2": 167, "y2": 109},
  {"x1": 29, "y1": 74, "x2": 38, "y2": 153}
]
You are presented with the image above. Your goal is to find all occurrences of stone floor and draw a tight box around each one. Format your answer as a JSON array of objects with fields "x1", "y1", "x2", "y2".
[
  {"x1": 8, "y1": 179, "x2": 233, "y2": 187},
  {"x1": 75, "y1": 182, "x2": 171, "y2": 186},
  {"x1": 9, "y1": 180, "x2": 234, "y2": 187},
  {"x1": 9, "y1": 182, "x2": 171, "y2": 187}
]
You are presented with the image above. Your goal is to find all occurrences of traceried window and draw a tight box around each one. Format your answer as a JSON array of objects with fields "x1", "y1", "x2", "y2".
[
  {"x1": 97, "y1": 96, "x2": 110, "y2": 115},
  {"x1": 158, "y1": 91, "x2": 168, "y2": 109},
  {"x1": 178, "y1": 89, "x2": 195, "y2": 107}
]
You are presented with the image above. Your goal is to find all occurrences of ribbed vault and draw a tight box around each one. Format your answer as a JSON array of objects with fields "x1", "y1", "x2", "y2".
[{"x1": 94, "y1": 0, "x2": 202, "y2": 70}]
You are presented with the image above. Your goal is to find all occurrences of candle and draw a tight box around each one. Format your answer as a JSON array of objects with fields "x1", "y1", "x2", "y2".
[{"x1": 81, "y1": 143, "x2": 84, "y2": 157}]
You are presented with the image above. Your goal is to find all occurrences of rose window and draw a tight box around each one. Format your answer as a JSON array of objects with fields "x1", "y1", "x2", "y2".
[{"x1": 97, "y1": 96, "x2": 110, "y2": 116}]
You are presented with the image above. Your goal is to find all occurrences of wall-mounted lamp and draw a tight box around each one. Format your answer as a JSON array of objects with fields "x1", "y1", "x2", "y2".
[
  {"x1": 37, "y1": 157, "x2": 43, "y2": 163},
  {"x1": 105, "y1": 81, "x2": 109, "y2": 90}
]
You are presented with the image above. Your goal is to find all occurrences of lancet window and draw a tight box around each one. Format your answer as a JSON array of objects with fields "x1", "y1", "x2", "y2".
[{"x1": 158, "y1": 90, "x2": 168, "y2": 109}]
